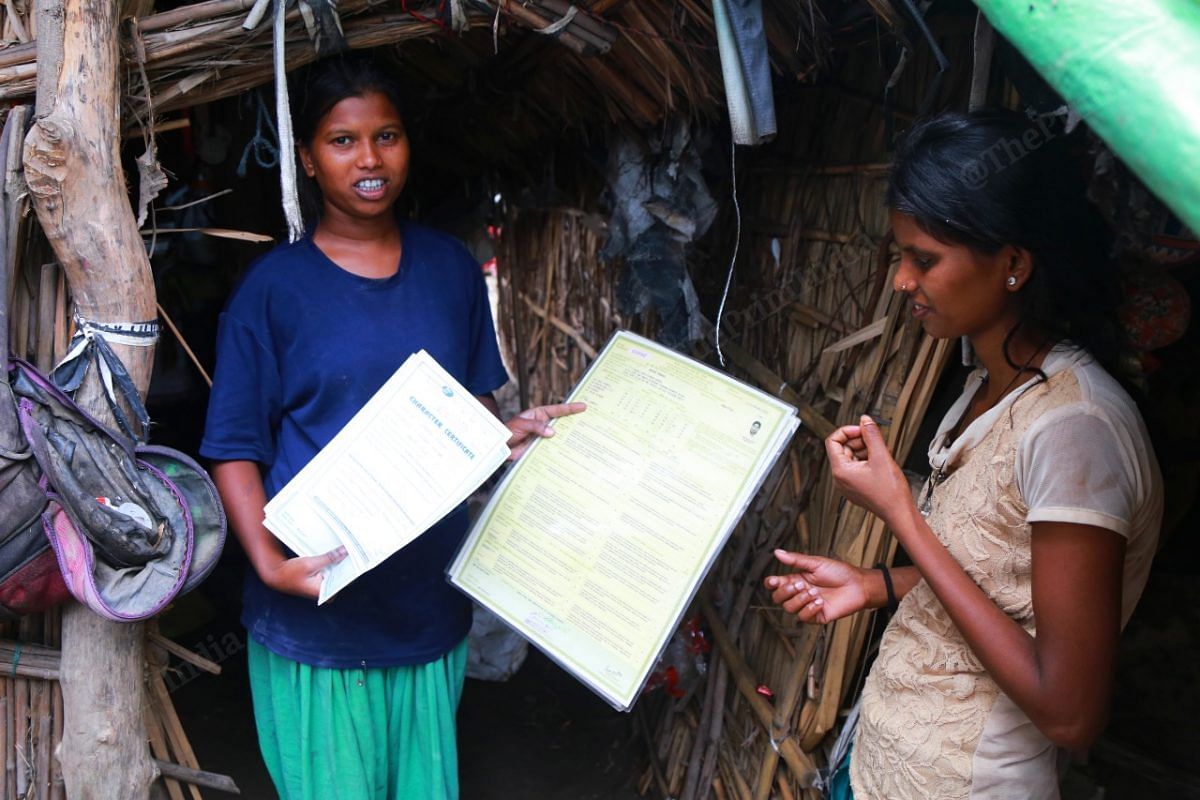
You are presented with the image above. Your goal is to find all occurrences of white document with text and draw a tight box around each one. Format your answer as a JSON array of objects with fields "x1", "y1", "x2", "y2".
[{"x1": 264, "y1": 350, "x2": 512, "y2": 604}]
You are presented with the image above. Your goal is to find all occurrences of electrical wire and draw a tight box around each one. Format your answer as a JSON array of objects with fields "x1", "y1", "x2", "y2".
[{"x1": 714, "y1": 135, "x2": 741, "y2": 367}]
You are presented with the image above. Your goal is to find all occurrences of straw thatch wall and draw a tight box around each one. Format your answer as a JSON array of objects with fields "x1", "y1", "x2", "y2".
[{"x1": 493, "y1": 197, "x2": 653, "y2": 410}]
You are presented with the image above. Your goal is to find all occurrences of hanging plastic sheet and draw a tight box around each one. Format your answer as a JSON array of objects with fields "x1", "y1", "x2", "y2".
[
  {"x1": 600, "y1": 125, "x2": 717, "y2": 349},
  {"x1": 711, "y1": 0, "x2": 777, "y2": 146}
]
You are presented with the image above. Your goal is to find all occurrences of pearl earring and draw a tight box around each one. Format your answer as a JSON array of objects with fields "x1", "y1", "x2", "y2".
[{"x1": 1006, "y1": 276, "x2": 1017, "y2": 288}]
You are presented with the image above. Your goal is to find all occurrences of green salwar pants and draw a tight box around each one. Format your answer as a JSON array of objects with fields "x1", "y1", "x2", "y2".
[{"x1": 247, "y1": 638, "x2": 468, "y2": 800}]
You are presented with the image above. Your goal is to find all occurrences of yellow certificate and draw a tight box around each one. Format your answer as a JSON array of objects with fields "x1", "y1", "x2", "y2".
[{"x1": 448, "y1": 331, "x2": 798, "y2": 709}]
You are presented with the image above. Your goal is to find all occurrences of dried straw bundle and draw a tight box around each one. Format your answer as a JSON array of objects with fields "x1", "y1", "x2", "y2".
[
  {"x1": 495, "y1": 202, "x2": 651, "y2": 409},
  {"x1": 627, "y1": 33, "x2": 973, "y2": 799}
]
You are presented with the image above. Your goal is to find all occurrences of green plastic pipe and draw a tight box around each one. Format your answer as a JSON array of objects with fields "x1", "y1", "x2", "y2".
[{"x1": 975, "y1": 0, "x2": 1200, "y2": 235}]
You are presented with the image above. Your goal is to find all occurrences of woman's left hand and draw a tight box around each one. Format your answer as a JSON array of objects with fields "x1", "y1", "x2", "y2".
[
  {"x1": 826, "y1": 415, "x2": 913, "y2": 525},
  {"x1": 505, "y1": 401, "x2": 587, "y2": 461}
]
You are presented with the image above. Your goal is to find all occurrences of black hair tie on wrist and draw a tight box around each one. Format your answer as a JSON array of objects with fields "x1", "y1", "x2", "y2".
[{"x1": 875, "y1": 563, "x2": 899, "y2": 612}]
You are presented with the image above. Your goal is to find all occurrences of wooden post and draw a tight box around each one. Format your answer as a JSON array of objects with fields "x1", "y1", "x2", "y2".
[{"x1": 23, "y1": 0, "x2": 159, "y2": 793}]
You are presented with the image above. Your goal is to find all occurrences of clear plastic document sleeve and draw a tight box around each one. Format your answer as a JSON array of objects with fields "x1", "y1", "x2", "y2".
[{"x1": 448, "y1": 331, "x2": 799, "y2": 710}]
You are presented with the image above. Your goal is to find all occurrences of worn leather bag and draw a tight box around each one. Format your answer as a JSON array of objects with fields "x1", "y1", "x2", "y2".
[
  {"x1": 0, "y1": 368, "x2": 69, "y2": 617},
  {"x1": 0, "y1": 356, "x2": 226, "y2": 621}
]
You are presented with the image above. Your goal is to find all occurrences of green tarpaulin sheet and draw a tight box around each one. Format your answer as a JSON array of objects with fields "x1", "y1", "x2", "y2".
[{"x1": 976, "y1": 0, "x2": 1200, "y2": 234}]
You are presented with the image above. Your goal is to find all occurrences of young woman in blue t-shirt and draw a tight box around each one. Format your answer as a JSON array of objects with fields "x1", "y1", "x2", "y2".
[{"x1": 201, "y1": 54, "x2": 583, "y2": 800}]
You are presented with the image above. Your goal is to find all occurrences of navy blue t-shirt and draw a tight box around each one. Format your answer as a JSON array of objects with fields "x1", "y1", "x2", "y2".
[{"x1": 200, "y1": 222, "x2": 508, "y2": 668}]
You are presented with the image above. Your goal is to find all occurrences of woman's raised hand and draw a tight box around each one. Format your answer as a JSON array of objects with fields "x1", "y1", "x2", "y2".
[
  {"x1": 826, "y1": 415, "x2": 913, "y2": 525},
  {"x1": 764, "y1": 550, "x2": 872, "y2": 624},
  {"x1": 504, "y1": 401, "x2": 587, "y2": 461}
]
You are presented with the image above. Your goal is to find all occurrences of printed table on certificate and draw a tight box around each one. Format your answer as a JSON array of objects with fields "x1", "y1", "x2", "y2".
[{"x1": 449, "y1": 331, "x2": 799, "y2": 709}]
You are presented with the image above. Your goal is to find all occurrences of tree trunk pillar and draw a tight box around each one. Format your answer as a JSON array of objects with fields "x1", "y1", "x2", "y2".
[{"x1": 23, "y1": 0, "x2": 159, "y2": 793}]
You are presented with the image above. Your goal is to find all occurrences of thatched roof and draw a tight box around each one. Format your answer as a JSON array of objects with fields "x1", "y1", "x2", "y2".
[{"x1": 0, "y1": 0, "x2": 905, "y2": 170}]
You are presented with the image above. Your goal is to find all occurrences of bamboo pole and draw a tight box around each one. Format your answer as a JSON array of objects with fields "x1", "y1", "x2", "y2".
[
  {"x1": 15, "y1": 670, "x2": 27, "y2": 798},
  {"x1": 0, "y1": 693, "x2": 8, "y2": 799},
  {"x1": 483, "y1": 0, "x2": 591, "y2": 56},
  {"x1": 753, "y1": 624, "x2": 820, "y2": 800},
  {"x1": 49, "y1": 680, "x2": 63, "y2": 800},
  {"x1": 679, "y1": 624, "x2": 721, "y2": 800},
  {"x1": 701, "y1": 599, "x2": 818, "y2": 788},
  {"x1": 147, "y1": 632, "x2": 222, "y2": 676},
  {"x1": 152, "y1": 760, "x2": 239, "y2": 795},
  {"x1": 144, "y1": 698, "x2": 186, "y2": 800},
  {"x1": 527, "y1": 0, "x2": 613, "y2": 52},
  {"x1": 147, "y1": 671, "x2": 204, "y2": 800},
  {"x1": 4, "y1": 685, "x2": 13, "y2": 799},
  {"x1": 34, "y1": 262, "x2": 56, "y2": 370},
  {"x1": 36, "y1": 680, "x2": 51, "y2": 800},
  {"x1": 135, "y1": 0, "x2": 257, "y2": 33}
]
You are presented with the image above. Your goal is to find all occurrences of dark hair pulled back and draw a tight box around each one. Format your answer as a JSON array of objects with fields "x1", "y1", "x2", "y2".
[
  {"x1": 288, "y1": 53, "x2": 407, "y2": 221},
  {"x1": 290, "y1": 52, "x2": 405, "y2": 145},
  {"x1": 887, "y1": 109, "x2": 1123, "y2": 373}
]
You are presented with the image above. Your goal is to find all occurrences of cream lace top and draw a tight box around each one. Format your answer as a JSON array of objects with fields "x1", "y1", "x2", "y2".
[{"x1": 851, "y1": 346, "x2": 1162, "y2": 800}]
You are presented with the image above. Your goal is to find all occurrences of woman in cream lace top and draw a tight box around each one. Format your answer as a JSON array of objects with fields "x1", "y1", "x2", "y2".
[{"x1": 766, "y1": 111, "x2": 1162, "y2": 799}]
